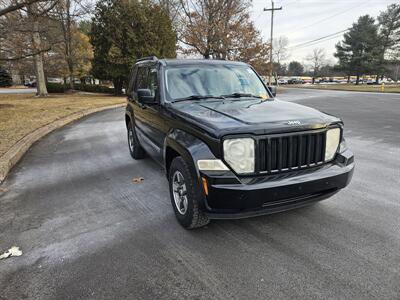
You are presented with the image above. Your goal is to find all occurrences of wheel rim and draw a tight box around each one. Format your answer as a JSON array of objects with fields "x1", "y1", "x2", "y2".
[
  {"x1": 128, "y1": 126, "x2": 135, "y2": 152},
  {"x1": 172, "y1": 170, "x2": 188, "y2": 215}
]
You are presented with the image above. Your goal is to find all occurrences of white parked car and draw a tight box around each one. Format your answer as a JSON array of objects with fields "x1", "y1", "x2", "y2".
[
  {"x1": 277, "y1": 79, "x2": 288, "y2": 85},
  {"x1": 47, "y1": 77, "x2": 64, "y2": 84}
]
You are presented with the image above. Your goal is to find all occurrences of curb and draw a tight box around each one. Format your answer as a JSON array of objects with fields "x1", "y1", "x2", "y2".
[
  {"x1": 0, "y1": 104, "x2": 125, "y2": 183},
  {"x1": 281, "y1": 86, "x2": 400, "y2": 94}
]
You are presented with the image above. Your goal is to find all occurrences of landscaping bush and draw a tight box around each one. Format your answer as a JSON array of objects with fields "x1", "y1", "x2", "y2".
[
  {"x1": 45, "y1": 83, "x2": 117, "y2": 94},
  {"x1": 74, "y1": 83, "x2": 116, "y2": 94},
  {"x1": 46, "y1": 82, "x2": 66, "y2": 93}
]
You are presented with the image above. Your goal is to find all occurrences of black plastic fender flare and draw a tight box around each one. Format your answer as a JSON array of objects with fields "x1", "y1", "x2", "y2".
[
  {"x1": 163, "y1": 128, "x2": 219, "y2": 208},
  {"x1": 164, "y1": 128, "x2": 217, "y2": 177}
]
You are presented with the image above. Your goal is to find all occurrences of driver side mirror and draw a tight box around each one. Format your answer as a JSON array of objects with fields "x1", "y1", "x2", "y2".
[
  {"x1": 137, "y1": 89, "x2": 156, "y2": 105},
  {"x1": 268, "y1": 86, "x2": 277, "y2": 97}
]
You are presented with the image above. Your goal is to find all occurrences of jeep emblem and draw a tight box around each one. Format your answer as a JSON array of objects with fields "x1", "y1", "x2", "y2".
[{"x1": 287, "y1": 120, "x2": 302, "y2": 125}]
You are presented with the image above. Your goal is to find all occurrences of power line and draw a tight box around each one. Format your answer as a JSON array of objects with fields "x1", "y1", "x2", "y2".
[
  {"x1": 289, "y1": 28, "x2": 349, "y2": 49},
  {"x1": 297, "y1": 0, "x2": 372, "y2": 31},
  {"x1": 294, "y1": 34, "x2": 345, "y2": 49}
]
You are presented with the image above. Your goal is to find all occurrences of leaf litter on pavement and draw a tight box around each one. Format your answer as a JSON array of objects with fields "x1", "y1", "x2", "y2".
[
  {"x1": 132, "y1": 177, "x2": 144, "y2": 183},
  {"x1": 0, "y1": 246, "x2": 22, "y2": 260}
]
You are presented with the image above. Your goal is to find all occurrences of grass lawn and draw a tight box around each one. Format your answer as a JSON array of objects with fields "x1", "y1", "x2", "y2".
[
  {"x1": 286, "y1": 84, "x2": 400, "y2": 93},
  {"x1": 0, "y1": 93, "x2": 125, "y2": 157}
]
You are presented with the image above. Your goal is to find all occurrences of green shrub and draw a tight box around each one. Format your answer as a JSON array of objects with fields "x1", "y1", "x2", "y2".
[
  {"x1": 46, "y1": 82, "x2": 66, "y2": 93},
  {"x1": 45, "y1": 82, "x2": 116, "y2": 94},
  {"x1": 74, "y1": 83, "x2": 116, "y2": 94}
]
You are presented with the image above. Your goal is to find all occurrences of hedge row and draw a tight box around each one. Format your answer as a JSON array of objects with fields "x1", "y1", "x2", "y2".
[
  {"x1": 46, "y1": 82, "x2": 116, "y2": 94},
  {"x1": 46, "y1": 83, "x2": 66, "y2": 93}
]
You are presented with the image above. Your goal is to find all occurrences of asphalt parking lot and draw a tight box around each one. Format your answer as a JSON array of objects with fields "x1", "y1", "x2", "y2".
[{"x1": 0, "y1": 88, "x2": 399, "y2": 299}]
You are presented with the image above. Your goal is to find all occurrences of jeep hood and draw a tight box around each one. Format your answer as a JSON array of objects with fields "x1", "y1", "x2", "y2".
[{"x1": 171, "y1": 98, "x2": 341, "y2": 137}]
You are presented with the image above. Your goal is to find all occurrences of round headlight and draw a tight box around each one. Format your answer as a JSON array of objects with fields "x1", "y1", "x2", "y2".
[{"x1": 223, "y1": 138, "x2": 255, "y2": 173}]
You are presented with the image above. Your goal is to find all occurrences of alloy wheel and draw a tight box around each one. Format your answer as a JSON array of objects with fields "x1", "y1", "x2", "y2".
[{"x1": 172, "y1": 170, "x2": 188, "y2": 215}]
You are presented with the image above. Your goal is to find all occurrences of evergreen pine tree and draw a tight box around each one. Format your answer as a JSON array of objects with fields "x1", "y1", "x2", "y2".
[
  {"x1": 334, "y1": 15, "x2": 380, "y2": 84},
  {"x1": 90, "y1": 0, "x2": 176, "y2": 94}
]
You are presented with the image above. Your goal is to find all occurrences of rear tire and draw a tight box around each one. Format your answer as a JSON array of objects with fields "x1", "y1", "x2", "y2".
[
  {"x1": 168, "y1": 157, "x2": 209, "y2": 229},
  {"x1": 127, "y1": 121, "x2": 145, "y2": 159}
]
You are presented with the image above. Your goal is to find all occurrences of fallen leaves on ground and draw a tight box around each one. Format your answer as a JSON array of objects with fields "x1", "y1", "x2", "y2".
[
  {"x1": 0, "y1": 246, "x2": 22, "y2": 260},
  {"x1": 132, "y1": 177, "x2": 144, "y2": 183}
]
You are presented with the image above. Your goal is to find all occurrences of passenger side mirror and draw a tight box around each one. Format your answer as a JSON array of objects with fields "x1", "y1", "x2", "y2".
[
  {"x1": 137, "y1": 89, "x2": 156, "y2": 105},
  {"x1": 268, "y1": 86, "x2": 277, "y2": 97}
]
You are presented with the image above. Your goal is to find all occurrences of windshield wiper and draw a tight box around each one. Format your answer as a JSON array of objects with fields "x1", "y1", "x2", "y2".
[
  {"x1": 173, "y1": 95, "x2": 224, "y2": 103},
  {"x1": 221, "y1": 92, "x2": 263, "y2": 99}
]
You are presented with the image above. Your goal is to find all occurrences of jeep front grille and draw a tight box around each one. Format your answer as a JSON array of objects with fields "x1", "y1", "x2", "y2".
[{"x1": 257, "y1": 130, "x2": 326, "y2": 173}]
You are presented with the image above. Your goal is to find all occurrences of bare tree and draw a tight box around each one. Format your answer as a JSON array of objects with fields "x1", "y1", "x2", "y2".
[
  {"x1": 0, "y1": 0, "x2": 45, "y2": 16},
  {"x1": 0, "y1": 1, "x2": 60, "y2": 96},
  {"x1": 52, "y1": 0, "x2": 92, "y2": 89},
  {"x1": 273, "y1": 36, "x2": 289, "y2": 64},
  {"x1": 178, "y1": 0, "x2": 251, "y2": 59},
  {"x1": 177, "y1": 0, "x2": 270, "y2": 74},
  {"x1": 0, "y1": 3, "x2": 53, "y2": 62},
  {"x1": 157, "y1": 0, "x2": 181, "y2": 24},
  {"x1": 306, "y1": 48, "x2": 326, "y2": 83},
  {"x1": 27, "y1": 3, "x2": 51, "y2": 96}
]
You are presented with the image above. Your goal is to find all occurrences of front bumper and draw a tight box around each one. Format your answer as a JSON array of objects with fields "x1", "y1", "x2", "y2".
[{"x1": 201, "y1": 150, "x2": 354, "y2": 219}]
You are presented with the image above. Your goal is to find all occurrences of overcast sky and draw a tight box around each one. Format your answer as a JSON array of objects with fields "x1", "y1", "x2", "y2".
[{"x1": 250, "y1": 0, "x2": 396, "y2": 65}]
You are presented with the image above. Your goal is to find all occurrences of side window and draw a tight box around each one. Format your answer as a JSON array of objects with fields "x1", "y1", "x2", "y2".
[
  {"x1": 135, "y1": 66, "x2": 148, "y2": 91},
  {"x1": 148, "y1": 67, "x2": 158, "y2": 97},
  {"x1": 127, "y1": 66, "x2": 137, "y2": 96}
]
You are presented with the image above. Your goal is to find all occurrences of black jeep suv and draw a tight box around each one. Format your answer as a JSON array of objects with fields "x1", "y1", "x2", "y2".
[{"x1": 125, "y1": 57, "x2": 354, "y2": 229}]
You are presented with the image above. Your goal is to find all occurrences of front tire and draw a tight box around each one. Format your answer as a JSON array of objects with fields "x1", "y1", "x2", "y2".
[
  {"x1": 127, "y1": 121, "x2": 145, "y2": 159},
  {"x1": 168, "y1": 157, "x2": 209, "y2": 229}
]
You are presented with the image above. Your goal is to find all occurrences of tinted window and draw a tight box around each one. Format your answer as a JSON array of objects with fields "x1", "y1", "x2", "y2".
[
  {"x1": 127, "y1": 66, "x2": 137, "y2": 96},
  {"x1": 165, "y1": 64, "x2": 269, "y2": 100},
  {"x1": 135, "y1": 66, "x2": 148, "y2": 91},
  {"x1": 148, "y1": 67, "x2": 158, "y2": 97}
]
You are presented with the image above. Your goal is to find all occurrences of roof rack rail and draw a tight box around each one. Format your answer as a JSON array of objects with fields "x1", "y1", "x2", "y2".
[{"x1": 136, "y1": 56, "x2": 158, "y2": 62}]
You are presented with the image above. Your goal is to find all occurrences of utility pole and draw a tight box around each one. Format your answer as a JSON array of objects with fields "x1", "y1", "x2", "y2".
[{"x1": 264, "y1": 1, "x2": 282, "y2": 86}]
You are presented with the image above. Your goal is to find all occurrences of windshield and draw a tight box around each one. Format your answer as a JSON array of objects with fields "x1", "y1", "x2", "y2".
[{"x1": 164, "y1": 63, "x2": 270, "y2": 101}]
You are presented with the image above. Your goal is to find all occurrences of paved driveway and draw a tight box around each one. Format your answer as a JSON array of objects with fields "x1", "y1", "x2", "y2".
[
  {"x1": 0, "y1": 88, "x2": 36, "y2": 94},
  {"x1": 0, "y1": 89, "x2": 399, "y2": 299}
]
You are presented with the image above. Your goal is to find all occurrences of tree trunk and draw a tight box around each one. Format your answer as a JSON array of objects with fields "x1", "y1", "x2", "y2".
[
  {"x1": 395, "y1": 65, "x2": 399, "y2": 82},
  {"x1": 31, "y1": 18, "x2": 48, "y2": 97},
  {"x1": 66, "y1": 0, "x2": 74, "y2": 90},
  {"x1": 347, "y1": 75, "x2": 350, "y2": 83},
  {"x1": 59, "y1": 0, "x2": 74, "y2": 90},
  {"x1": 69, "y1": 73, "x2": 74, "y2": 90},
  {"x1": 356, "y1": 74, "x2": 360, "y2": 85},
  {"x1": 113, "y1": 78, "x2": 123, "y2": 95}
]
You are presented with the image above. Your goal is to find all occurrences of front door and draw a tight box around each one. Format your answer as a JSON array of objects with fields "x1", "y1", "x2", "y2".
[{"x1": 132, "y1": 64, "x2": 164, "y2": 164}]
